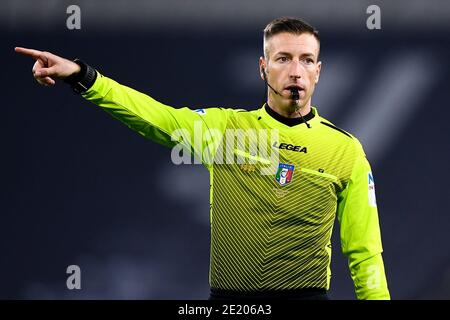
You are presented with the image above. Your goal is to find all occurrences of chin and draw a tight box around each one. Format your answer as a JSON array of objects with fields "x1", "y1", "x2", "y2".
[{"x1": 288, "y1": 98, "x2": 301, "y2": 107}]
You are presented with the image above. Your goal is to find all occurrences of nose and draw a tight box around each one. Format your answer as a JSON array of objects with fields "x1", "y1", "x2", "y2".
[{"x1": 289, "y1": 60, "x2": 303, "y2": 80}]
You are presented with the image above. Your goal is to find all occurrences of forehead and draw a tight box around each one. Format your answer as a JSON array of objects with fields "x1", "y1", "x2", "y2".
[{"x1": 265, "y1": 32, "x2": 319, "y2": 57}]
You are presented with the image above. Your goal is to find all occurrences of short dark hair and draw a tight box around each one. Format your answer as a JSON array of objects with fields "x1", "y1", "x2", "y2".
[{"x1": 263, "y1": 17, "x2": 320, "y2": 58}]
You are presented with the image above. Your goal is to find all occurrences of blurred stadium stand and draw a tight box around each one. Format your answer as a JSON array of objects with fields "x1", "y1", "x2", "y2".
[{"x1": 1, "y1": 0, "x2": 450, "y2": 299}]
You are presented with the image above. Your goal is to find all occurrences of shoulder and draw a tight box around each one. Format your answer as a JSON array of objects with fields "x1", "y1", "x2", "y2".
[
  {"x1": 317, "y1": 115, "x2": 353, "y2": 139},
  {"x1": 317, "y1": 114, "x2": 366, "y2": 156},
  {"x1": 223, "y1": 107, "x2": 261, "y2": 121}
]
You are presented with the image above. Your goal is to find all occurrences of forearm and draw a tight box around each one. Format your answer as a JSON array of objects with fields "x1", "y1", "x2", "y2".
[{"x1": 81, "y1": 72, "x2": 179, "y2": 147}]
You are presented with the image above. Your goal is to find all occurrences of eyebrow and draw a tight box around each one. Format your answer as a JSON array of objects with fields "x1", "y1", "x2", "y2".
[{"x1": 275, "y1": 51, "x2": 316, "y2": 58}]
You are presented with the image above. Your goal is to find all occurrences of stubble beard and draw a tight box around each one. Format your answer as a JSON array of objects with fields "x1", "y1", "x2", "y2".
[{"x1": 287, "y1": 99, "x2": 302, "y2": 115}]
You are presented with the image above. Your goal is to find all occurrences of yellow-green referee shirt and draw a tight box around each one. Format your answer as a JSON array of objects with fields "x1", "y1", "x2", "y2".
[{"x1": 81, "y1": 72, "x2": 390, "y2": 300}]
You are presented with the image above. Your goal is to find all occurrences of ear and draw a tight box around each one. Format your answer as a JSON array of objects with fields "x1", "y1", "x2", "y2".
[
  {"x1": 259, "y1": 56, "x2": 266, "y2": 81},
  {"x1": 315, "y1": 61, "x2": 322, "y2": 84}
]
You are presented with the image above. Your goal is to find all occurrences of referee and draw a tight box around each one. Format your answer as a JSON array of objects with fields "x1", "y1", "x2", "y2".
[{"x1": 16, "y1": 17, "x2": 390, "y2": 300}]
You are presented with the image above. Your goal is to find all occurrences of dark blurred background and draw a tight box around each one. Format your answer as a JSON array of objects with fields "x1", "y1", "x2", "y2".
[{"x1": 1, "y1": 0, "x2": 450, "y2": 299}]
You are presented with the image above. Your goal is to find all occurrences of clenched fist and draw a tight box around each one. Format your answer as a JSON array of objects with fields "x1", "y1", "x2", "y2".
[{"x1": 15, "y1": 47, "x2": 81, "y2": 86}]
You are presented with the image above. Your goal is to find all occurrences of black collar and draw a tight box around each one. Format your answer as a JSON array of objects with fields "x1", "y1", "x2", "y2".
[{"x1": 265, "y1": 104, "x2": 315, "y2": 127}]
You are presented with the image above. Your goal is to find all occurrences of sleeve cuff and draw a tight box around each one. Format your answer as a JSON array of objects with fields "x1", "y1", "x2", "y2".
[{"x1": 64, "y1": 59, "x2": 97, "y2": 94}]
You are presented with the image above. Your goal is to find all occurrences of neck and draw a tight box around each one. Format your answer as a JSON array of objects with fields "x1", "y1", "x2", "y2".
[
  {"x1": 264, "y1": 104, "x2": 315, "y2": 127},
  {"x1": 267, "y1": 97, "x2": 312, "y2": 118}
]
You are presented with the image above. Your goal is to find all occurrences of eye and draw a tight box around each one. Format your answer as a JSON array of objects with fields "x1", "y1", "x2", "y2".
[
  {"x1": 304, "y1": 58, "x2": 314, "y2": 64},
  {"x1": 277, "y1": 56, "x2": 289, "y2": 62}
]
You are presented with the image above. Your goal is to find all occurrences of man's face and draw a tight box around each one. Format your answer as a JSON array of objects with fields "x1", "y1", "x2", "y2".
[{"x1": 260, "y1": 32, "x2": 321, "y2": 112}]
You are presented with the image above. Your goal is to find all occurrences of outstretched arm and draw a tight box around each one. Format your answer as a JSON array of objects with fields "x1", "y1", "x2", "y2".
[{"x1": 15, "y1": 47, "x2": 230, "y2": 166}]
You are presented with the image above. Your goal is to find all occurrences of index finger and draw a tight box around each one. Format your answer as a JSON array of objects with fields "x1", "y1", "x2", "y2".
[{"x1": 14, "y1": 47, "x2": 43, "y2": 59}]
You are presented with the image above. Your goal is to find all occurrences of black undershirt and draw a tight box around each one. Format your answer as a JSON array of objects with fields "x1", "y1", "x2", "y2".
[{"x1": 265, "y1": 104, "x2": 315, "y2": 127}]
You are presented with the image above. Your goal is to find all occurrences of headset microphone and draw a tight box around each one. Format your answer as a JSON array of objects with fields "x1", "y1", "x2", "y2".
[
  {"x1": 262, "y1": 68, "x2": 311, "y2": 128},
  {"x1": 263, "y1": 69, "x2": 282, "y2": 96},
  {"x1": 263, "y1": 68, "x2": 300, "y2": 101}
]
